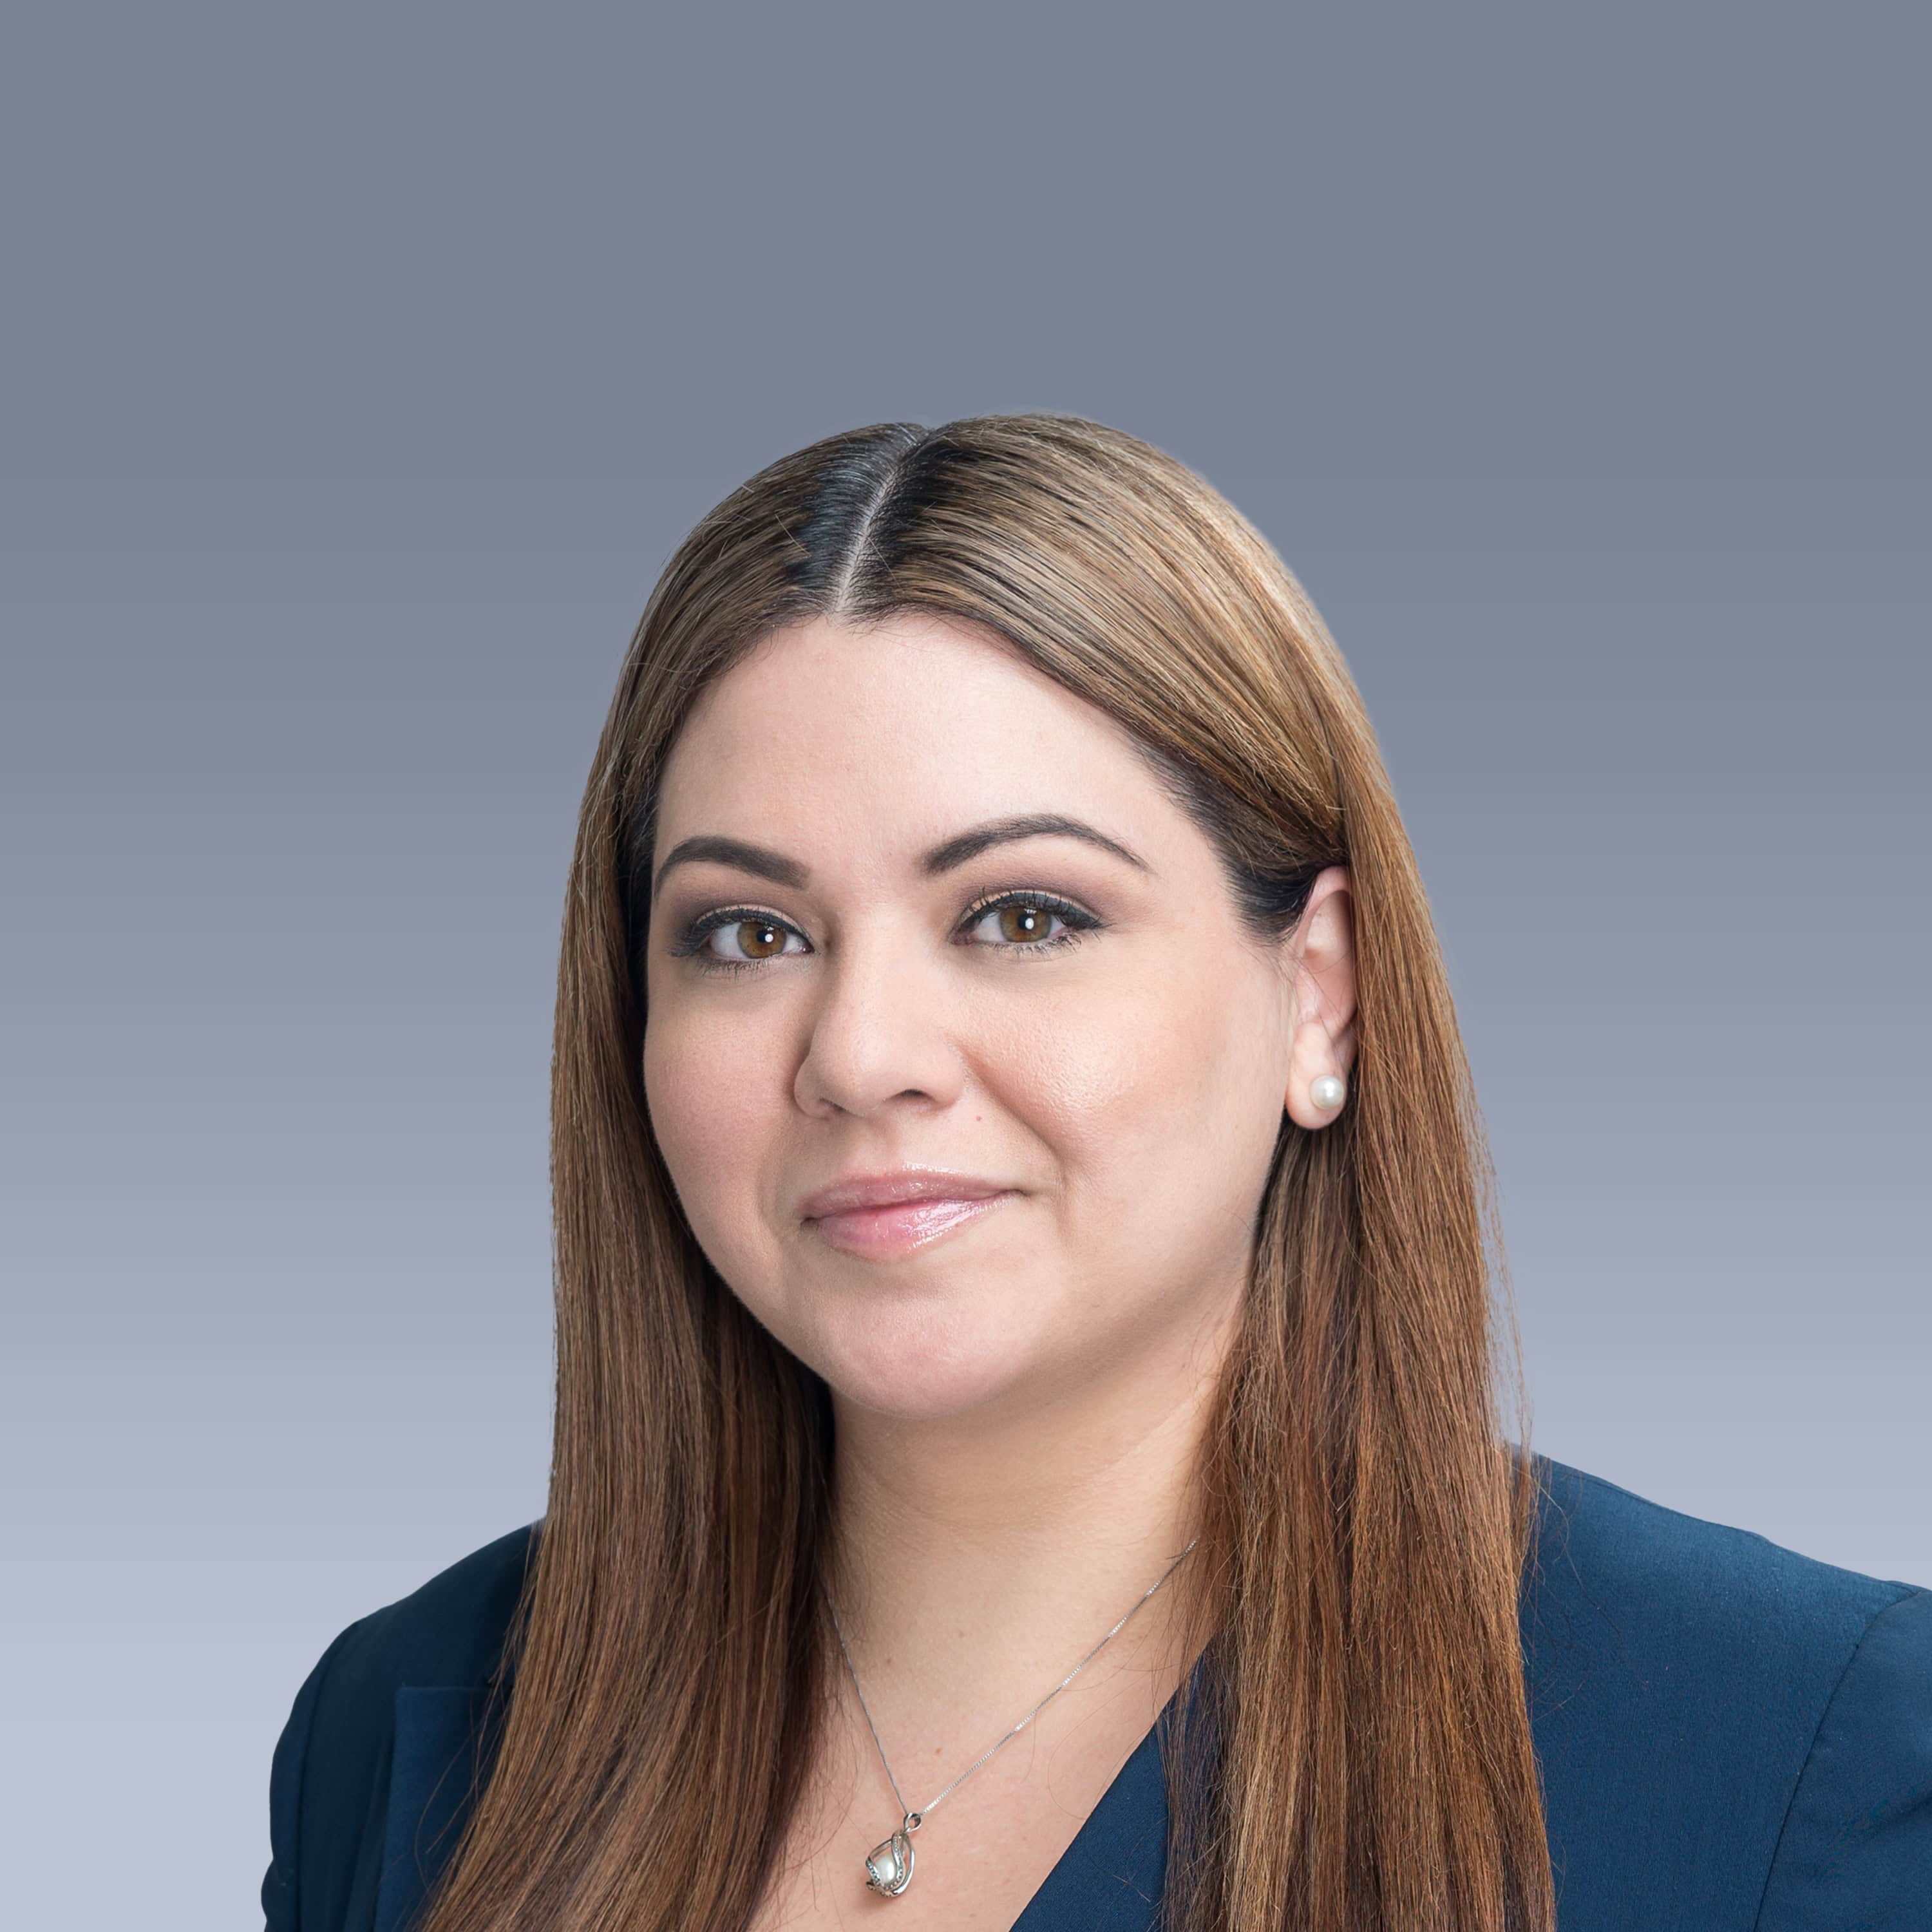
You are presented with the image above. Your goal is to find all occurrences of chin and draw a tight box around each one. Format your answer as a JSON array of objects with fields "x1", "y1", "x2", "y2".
[{"x1": 800, "y1": 1286, "x2": 1057, "y2": 1422}]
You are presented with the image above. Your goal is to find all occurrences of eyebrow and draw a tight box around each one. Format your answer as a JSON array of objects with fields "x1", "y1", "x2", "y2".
[{"x1": 650, "y1": 812, "x2": 1151, "y2": 902}]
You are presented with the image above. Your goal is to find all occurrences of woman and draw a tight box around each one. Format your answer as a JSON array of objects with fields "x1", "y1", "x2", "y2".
[{"x1": 260, "y1": 415, "x2": 1930, "y2": 1932}]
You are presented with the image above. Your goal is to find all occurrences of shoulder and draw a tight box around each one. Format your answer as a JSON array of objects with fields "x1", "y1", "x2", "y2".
[
  {"x1": 261, "y1": 1523, "x2": 540, "y2": 1931},
  {"x1": 1522, "y1": 1454, "x2": 1931, "y2": 1928},
  {"x1": 319, "y1": 1520, "x2": 540, "y2": 1704},
  {"x1": 1525, "y1": 1452, "x2": 1917, "y2": 1658},
  {"x1": 279, "y1": 1519, "x2": 540, "y2": 1763}
]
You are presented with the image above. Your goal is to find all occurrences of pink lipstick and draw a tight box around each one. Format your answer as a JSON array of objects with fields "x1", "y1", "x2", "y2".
[{"x1": 798, "y1": 1170, "x2": 1015, "y2": 1260}]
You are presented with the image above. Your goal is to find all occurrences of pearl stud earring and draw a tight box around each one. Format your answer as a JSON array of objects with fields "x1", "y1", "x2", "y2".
[{"x1": 1311, "y1": 1074, "x2": 1347, "y2": 1111}]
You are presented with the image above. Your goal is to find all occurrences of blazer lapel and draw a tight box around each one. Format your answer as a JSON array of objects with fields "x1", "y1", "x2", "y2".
[
  {"x1": 1011, "y1": 1649, "x2": 1217, "y2": 1931},
  {"x1": 372, "y1": 1685, "x2": 497, "y2": 1932},
  {"x1": 1011, "y1": 1716, "x2": 1170, "y2": 1930},
  {"x1": 368, "y1": 1653, "x2": 1203, "y2": 1932}
]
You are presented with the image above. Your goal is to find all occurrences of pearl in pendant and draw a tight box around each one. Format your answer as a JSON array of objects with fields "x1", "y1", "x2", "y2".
[{"x1": 864, "y1": 1828, "x2": 914, "y2": 1897}]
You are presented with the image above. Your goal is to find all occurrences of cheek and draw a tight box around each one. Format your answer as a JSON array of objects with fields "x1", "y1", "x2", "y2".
[
  {"x1": 1005, "y1": 964, "x2": 1258, "y2": 1162},
  {"x1": 641, "y1": 1008, "x2": 782, "y2": 1274},
  {"x1": 1003, "y1": 967, "x2": 1281, "y2": 1285}
]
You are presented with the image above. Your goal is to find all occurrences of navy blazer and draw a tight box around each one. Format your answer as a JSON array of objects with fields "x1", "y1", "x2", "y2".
[{"x1": 261, "y1": 1457, "x2": 1932, "y2": 1931}]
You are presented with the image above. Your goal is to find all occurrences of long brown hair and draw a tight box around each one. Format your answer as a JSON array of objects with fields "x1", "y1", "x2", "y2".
[{"x1": 414, "y1": 413, "x2": 1553, "y2": 1932}]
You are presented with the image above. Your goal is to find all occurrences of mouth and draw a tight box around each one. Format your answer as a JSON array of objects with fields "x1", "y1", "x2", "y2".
[{"x1": 802, "y1": 1184, "x2": 1016, "y2": 1260}]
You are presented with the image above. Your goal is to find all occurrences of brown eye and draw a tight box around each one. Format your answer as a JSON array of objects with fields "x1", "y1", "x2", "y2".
[
  {"x1": 960, "y1": 893, "x2": 1094, "y2": 954},
  {"x1": 994, "y1": 902, "x2": 1054, "y2": 943},
  {"x1": 711, "y1": 918, "x2": 792, "y2": 962},
  {"x1": 670, "y1": 905, "x2": 811, "y2": 975}
]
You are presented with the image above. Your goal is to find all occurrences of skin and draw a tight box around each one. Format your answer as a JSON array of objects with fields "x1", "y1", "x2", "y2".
[{"x1": 642, "y1": 611, "x2": 1356, "y2": 1927}]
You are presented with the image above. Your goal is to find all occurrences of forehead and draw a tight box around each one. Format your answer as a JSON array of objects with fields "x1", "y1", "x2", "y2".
[{"x1": 654, "y1": 614, "x2": 1171, "y2": 863}]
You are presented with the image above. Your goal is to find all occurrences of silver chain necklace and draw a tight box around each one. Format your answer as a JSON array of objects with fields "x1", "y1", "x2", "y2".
[{"x1": 828, "y1": 1535, "x2": 1199, "y2": 1900}]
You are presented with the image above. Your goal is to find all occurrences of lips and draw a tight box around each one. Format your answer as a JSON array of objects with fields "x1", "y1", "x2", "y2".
[
  {"x1": 799, "y1": 1170, "x2": 1015, "y2": 1261},
  {"x1": 797, "y1": 1169, "x2": 1009, "y2": 1220}
]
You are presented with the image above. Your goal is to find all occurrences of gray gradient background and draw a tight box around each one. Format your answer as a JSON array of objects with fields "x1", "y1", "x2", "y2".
[{"x1": 2, "y1": 5, "x2": 1926, "y2": 1927}]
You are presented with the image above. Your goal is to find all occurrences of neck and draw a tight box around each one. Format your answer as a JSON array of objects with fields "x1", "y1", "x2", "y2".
[{"x1": 825, "y1": 1280, "x2": 1242, "y2": 1736}]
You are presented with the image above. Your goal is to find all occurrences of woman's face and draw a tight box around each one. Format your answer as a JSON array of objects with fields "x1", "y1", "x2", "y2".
[{"x1": 643, "y1": 612, "x2": 1342, "y2": 1422}]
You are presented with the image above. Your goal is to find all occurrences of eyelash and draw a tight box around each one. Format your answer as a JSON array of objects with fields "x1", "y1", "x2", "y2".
[{"x1": 667, "y1": 889, "x2": 1104, "y2": 977}]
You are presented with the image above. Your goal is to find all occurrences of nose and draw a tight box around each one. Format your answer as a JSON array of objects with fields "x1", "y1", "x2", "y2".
[{"x1": 792, "y1": 914, "x2": 967, "y2": 1119}]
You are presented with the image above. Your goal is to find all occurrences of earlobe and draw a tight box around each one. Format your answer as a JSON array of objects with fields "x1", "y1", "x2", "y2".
[{"x1": 1280, "y1": 867, "x2": 1357, "y2": 1130}]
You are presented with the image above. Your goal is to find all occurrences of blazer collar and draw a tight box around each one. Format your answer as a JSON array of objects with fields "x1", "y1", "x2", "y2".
[{"x1": 375, "y1": 1660, "x2": 1198, "y2": 1932}]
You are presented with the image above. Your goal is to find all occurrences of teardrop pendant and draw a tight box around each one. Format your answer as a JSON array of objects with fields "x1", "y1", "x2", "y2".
[{"x1": 863, "y1": 1824, "x2": 916, "y2": 1897}]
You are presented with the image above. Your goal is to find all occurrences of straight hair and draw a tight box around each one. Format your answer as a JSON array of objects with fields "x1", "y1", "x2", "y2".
[{"x1": 413, "y1": 413, "x2": 1555, "y2": 1932}]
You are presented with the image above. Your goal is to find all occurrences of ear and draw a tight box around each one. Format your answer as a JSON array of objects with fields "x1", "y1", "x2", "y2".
[{"x1": 1281, "y1": 866, "x2": 1358, "y2": 1130}]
